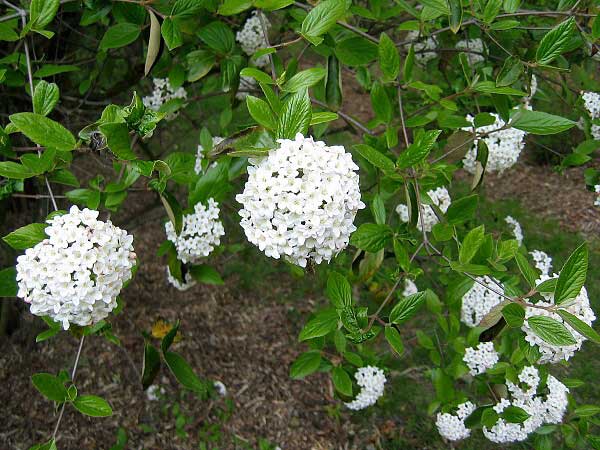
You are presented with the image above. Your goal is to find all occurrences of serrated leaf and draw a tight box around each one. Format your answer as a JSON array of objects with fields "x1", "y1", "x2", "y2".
[
  {"x1": 385, "y1": 326, "x2": 404, "y2": 355},
  {"x1": 246, "y1": 95, "x2": 276, "y2": 130},
  {"x1": 353, "y1": 144, "x2": 395, "y2": 171},
  {"x1": 299, "y1": 309, "x2": 339, "y2": 341},
  {"x1": 349, "y1": 223, "x2": 393, "y2": 252},
  {"x1": 527, "y1": 315, "x2": 577, "y2": 346},
  {"x1": 557, "y1": 309, "x2": 600, "y2": 343},
  {"x1": 33, "y1": 81, "x2": 59, "y2": 116},
  {"x1": 3, "y1": 223, "x2": 47, "y2": 250},
  {"x1": 99, "y1": 23, "x2": 141, "y2": 50},
  {"x1": 536, "y1": 17, "x2": 576, "y2": 65},
  {"x1": 276, "y1": 89, "x2": 311, "y2": 139},
  {"x1": 10, "y1": 113, "x2": 76, "y2": 151},
  {"x1": 73, "y1": 395, "x2": 112, "y2": 417},
  {"x1": 389, "y1": 291, "x2": 425, "y2": 324},
  {"x1": 300, "y1": 0, "x2": 347, "y2": 46},
  {"x1": 554, "y1": 242, "x2": 587, "y2": 305},
  {"x1": 331, "y1": 366, "x2": 352, "y2": 396},
  {"x1": 290, "y1": 350, "x2": 322, "y2": 379},
  {"x1": 502, "y1": 303, "x2": 525, "y2": 327},
  {"x1": 31, "y1": 373, "x2": 68, "y2": 403},
  {"x1": 511, "y1": 110, "x2": 576, "y2": 135},
  {"x1": 378, "y1": 32, "x2": 400, "y2": 81},
  {"x1": 326, "y1": 272, "x2": 352, "y2": 308},
  {"x1": 459, "y1": 225, "x2": 485, "y2": 264}
]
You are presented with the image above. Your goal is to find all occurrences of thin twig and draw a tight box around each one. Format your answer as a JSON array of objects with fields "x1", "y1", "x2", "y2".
[{"x1": 310, "y1": 98, "x2": 375, "y2": 136}]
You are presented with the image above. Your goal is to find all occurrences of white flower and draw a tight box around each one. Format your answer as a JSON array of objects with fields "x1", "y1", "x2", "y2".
[
  {"x1": 530, "y1": 250, "x2": 552, "y2": 277},
  {"x1": 16, "y1": 206, "x2": 136, "y2": 330},
  {"x1": 195, "y1": 137, "x2": 224, "y2": 174},
  {"x1": 483, "y1": 366, "x2": 568, "y2": 443},
  {"x1": 463, "y1": 342, "x2": 499, "y2": 376},
  {"x1": 166, "y1": 266, "x2": 196, "y2": 291},
  {"x1": 236, "y1": 11, "x2": 270, "y2": 68},
  {"x1": 595, "y1": 184, "x2": 600, "y2": 207},
  {"x1": 142, "y1": 78, "x2": 187, "y2": 117},
  {"x1": 404, "y1": 30, "x2": 437, "y2": 64},
  {"x1": 146, "y1": 384, "x2": 165, "y2": 401},
  {"x1": 213, "y1": 381, "x2": 227, "y2": 396},
  {"x1": 522, "y1": 274, "x2": 595, "y2": 364},
  {"x1": 456, "y1": 38, "x2": 485, "y2": 64},
  {"x1": 504, "y1": 215, "x2": 523, "y2": 245},
  {"x1": 460, "y1": 276, "x2": 505, "y2": 328},
  {"x1": 345, "y1": 366, "x2": 386, "y2": 410},
  {"x1": 236, "y1": 133, "x2": 365, "y2": 267},
  {"x1": 396, "y1": 187, "x2": 451, "y2": 232},
  {"x1": 165, "y1": 199, "x2": 225, "y2": 264},
  {"x1": 581, "y1": 91, "x2": 600, "y2": 140},
  {"x1": 436, "y1": 401, "x2": 476, "y2": 441},
  {"x1": 462, "y1": 113, "x2": 527, "y2": 174},
  {"x1": 402, "y1": 279, "x2": 418, "y2": 297}
]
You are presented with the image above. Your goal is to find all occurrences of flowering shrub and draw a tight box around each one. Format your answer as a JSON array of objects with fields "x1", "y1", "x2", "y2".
[{"x1": 0, "y1": 0, "x2": 599, "y2": 448}]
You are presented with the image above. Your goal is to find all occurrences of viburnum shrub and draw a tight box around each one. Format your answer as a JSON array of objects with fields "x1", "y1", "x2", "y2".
[{"x1": 0, "y1": 0, "x2": 600, "y2": 448}]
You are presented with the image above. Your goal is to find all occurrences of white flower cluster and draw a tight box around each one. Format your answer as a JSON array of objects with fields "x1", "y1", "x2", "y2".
[
  {"x1": 402, "y1": 279, "x2": 418, "y2": 297},
  {"x1": 195, "y1": 137, "x2": 224, "y2": 174},
  {"x1": 345, "y1": 366, "x2": 386, "y2": 410},
  {"x1": 530, "y1": 250, "x2": 552, "y2": 277},
  {"x1": 463, "y1": 342, "x2": 499, "y2": 376},
  {"x1": 404, "y1": 30, "x2": 437, "y2": 64},
  {"x1": 236, "y1": 74, "x2": 258, "y2": 100},
  {"x1": 581, "y1": 91, "x2": 600, "y2": 140},
  {"x1": 146, "y1": 384, "x2": 165, "y2": 401},
  {"x1": 460, "y1": 276, "x2": 505, "y2": 328},
  {"x1": 462, "y1": 113, "x2": 527, "y2": 174},
  {"x1": 595, "y1": 185, "x2": 600, "y2": 207},
  {"x1": 165, "y1": 199, "x2": 225, "y2": 264},
  {"x1": 522, "y1": 274, "x2": 595, "y2": 363},
  {"x1": 142, "y1": 78, "x2": 187, "y2": 112},
  {"x1": 483, "y1": 366, "x2": 569, "y2": 443},
  {"x1": 166, "y1": 266, "x2": 196, "y2": 291},
  {"x1": 236, "y1": 11, "x2": 270, "y2": 68},
  {"x1": 16, "y1": 206, "x2": 135, "y2": 330},
  {"x1": 504, "y1": 215, "x2": 523, "y2": 245},
  {"x1": 396, "y1": 187, "x2": 451, "y2": 232},
  {"x1": 435, "y1": 401, "x2": 476, "y2": 441},
  {"x1": 456, "y1": 38, "x2": 485, "y2": 65},
  {"x1": 236, "y1": 134, "x2": 365, "y2": 267}
]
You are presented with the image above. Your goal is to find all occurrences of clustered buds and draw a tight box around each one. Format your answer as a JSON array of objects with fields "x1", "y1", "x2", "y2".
[{"x1": 345, "y1": 366, "x2": 386, "y2": 410}]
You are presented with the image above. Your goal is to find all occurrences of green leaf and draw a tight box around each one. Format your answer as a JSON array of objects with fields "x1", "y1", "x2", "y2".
[
  {"x1": 0, "y1": 22, "x2": 19, "y2": 42},
  {"x1": 217, "y1": 0, "x2": 253, "y2": 15},
  {"x1": 240, "y1": 67, "x2": 274, "y2": 85},
  {"x1": 161, "y1": 18, "x2": 182, "y2": 51},
  {"x1": 246, "y1": 96, "x2": 277, "y2": 130},
  {"x1": 31, "y1": 373, "x2": 68, "y2": 403},
  {"x1": 473, "y1": 81, "x2": 526, "y2": 96},
  {"x1": 536, "y1": 17, "x2": 576, "y2": 65},
  {"x1": 198, "y1": 21, "x2": 234, "y2": 54},
  {"x1": 186, "y1": 50, "x2": 216, "y2": 82},
  {"x1": 144, "y1": 10, "x2": 161, "y2": 76},
  {"x1": 502, "y1": 303, "x2": 525, "y2": 327},
  {"x1": 554, "y1": 242, "x2": 587, "y2": 305},
  {"x1": 446, "y1": 194, "x2": 478, "y2": 225},
  {"x1": 188, "y1": 264, "x2": 224, "y2": 285},
  {"x1": 49, "y1": 169, "x2": 80, "y2": 187},
  {"x1": 557, "y1": 309, "x2": 600, "y2": 344},
  {"x1": 511, "y1": 110, "x2": 575, "y2": 135},
  {"x1": 34, "y1": 64, "x2": 79, "y2": 78},
  {"x1": 389, "y1": 292, "x2": 425, "y2": 324},
  {"x1": 72, "y1": 395, "x2": 113, "y2": 417},
  {"x1": 159, "y1": 190, "x2": 183, "y2": 235},
  {"x1": 370, "y1": 194, "x2": 386, "y2": 225},
  {"x1": 349, "y1": 223, "x2": 393, "y2": 252},
  {"x1": 447, "y1": 0, "x2": 463, "y2": 33},
  {"x1": 290, "y1": 350, "x2": 322, "y2": 379},
  {"x1": 396, "y1": 129, "x2": 441, "y2": 169},
  {"x1": 299, "y1": 309, "x2": 339, "y2": 341},
  {"x1": 66, "y1": 188, "x2": 101, "y2": 209},
  {"x1": 0, "y1": 266, "x2": 17, "y2": 297},
  {"x1": 30, "y1": 0, "x2": 59, "y2": 29},
  {"x1": 515, "y1": 252, "x2": 539, "y2": 288},
  {"x1": 98, "y1": 122, "x2": 136, "y2": 160},
  {"x1": 326, "y1": 272, "x2": 352, "y2": 308},
  {"x1": 459, "y1": 225, "x2": 485, "y2": 264},
  {"x1": 282, "y1": 68, "x2": 326, "y2": 93},
  {"x1": 527, "y1": 315, "x2": 577, "y2": 346},
  {"x1": 0, "y1": 161, "x2": 36, "y2": 179},
  {"x1": 353, "y1": 144, "x2": 395, "y2": 171},
  {"x1": 502, "y1": 405, "x2": 530, "y2": 423},
  {"x1": 160, "y1": 321, "x2": 180, "y2": 353},
  {"x1": 331, "y1": 366, "x2": 352, "y2": 396},
  {"x1": 385, "y1": 326, "x2": 404, "y2": 355},
  {"x1": 10, "y1": 112, "x2": 76, "y2": 151},
  {"x1": 496, "y1": 56, "x2": 524, "y2": 87},
  {"x1": 403, "y1": 44, "x2": 415, "y2": 81},
  {"x1": 276, "y1": 89, "x2": 311, "y2": 139},
  {"x1": 99, "y1": 23, "x2": 141, "y2": 50},
  {"x1": 141, "y1": 343, "x2": 161, "y2": 390},
  {"x1": 310, "y1": 111, "x2": 338, "y2": 125},
  {"x1": 370, "y1": 81, "x2": 392, "y2": 123},
  {"x1": 3, "y1": 223, "x2": 47, "y2": 250},
  {"x1": 575, "y1": 405, "x2": 600, "y2": 418},
  {"x1": 164, "y1": 351, "x2": 206, "y2": 393},
  {"x1": 378, "y1": 32, "x2": 400, "y2": 81},
  {"x1": 301, "y1": 0, "x2": 347, "y2": 46},
  {"x1": 33, "y1": 80, "x2": 59, "y2": 116}
]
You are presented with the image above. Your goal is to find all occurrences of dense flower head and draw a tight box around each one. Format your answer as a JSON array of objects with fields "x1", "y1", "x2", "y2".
[
  {"x1": 504, "y1": 215, "x2": 523, "y2": 245},
  {"x1": 142, "y1": 78, "x2": 187, "y2": 113},
  {"x1": 462, "y1": 113, "x2": 526, "y2": 174},
  {"x1": 483, "y1": 366, "x2": 569, "y2": 443},
  {"x1": 165, "y1": 199, "x2": 225, "y2": 264},
  {"x1": 581, "y1": 91, "x2": 600, "y2": 140},
  {"x1": 195, "y1": 137, "x2": 224, "y2": 174},
  {"x1": 396, "y1": 186, "x2": 451, "y2": 232},
  {"x1": 345, "y1": 366, "x2": 386, "y2": 410},
  {"x1": 530, "y1": 249, "x2": 552, "y2": 276},
  {"x1": 404, "y1": 30, "x2": 438, "y2": 63},
  {"x1": 456, "y1": 38, "x2": 485, "y2": 64},
  {"x1": 166, "y1": 266, "x2": 196, "y2": 291},
  {"x1": 522, "y1": 273, "x2": 595, "y2": 364},
  {"x1": 16, "y1": 206, "x2": 135, "y2": 330},
  {"x1": 463, "y1": 342, "x2": 499, "y2": 376},
  {"x1": 435, "y1": 401, "x2": 476, "y2": 441},
  {"x1": 236, "y1": 133, "x2": 365, "y2": 267},
  {"x1": 236, "y1": 11, "x2": 270, "y2": 68},
  {"x1": 460, "y1": 276, "x2": 505, "y2": 327}
]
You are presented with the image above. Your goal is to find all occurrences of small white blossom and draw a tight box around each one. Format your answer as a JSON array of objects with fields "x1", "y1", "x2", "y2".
[
  {"x1": 402, "y1": 279, "x2": 418, "y2": 297},
  {"x1": 16, "y1": 206, "x2": 136, "y2": 330},
  {"x1": 581, "y1": 91, "x2": 600, "y2": 140},
  {"x1": 236, "y1": 11, "x2": 270, "y2": 68},
  {"x1": 213, "y1": 381, "x2": 227, "y2": 396},
  {"x1": 396, "y1": 187, "x2": 451, "y2": 232},
  {"x1": 595, "y1": 185, "x2": 600, "y2": 207},
  {"x1": 404, "y1": 30, "x2": 438, "y2": 64},
  {"x1": 195, "y1": 137, "x2": 224, "y2": 175},
  {"x1": 435, "y1": 401, "x2": 476, "y2": 441},
  {"x1": 456, "y1": 38, "x2": 485, "y2": 64},
  {"x1": 504, "y1": 215, "x2": 523, "y2": 245},
  {"x1": 460, "y1": 276, "x2": 505, "y2": 328},
  {"x1": 166, "y1": 266, "x2": 196, "y2": 291},
  {"x1": 463, "y1": 342, "x2": 499, "y2": 375},
  {"x1": 142, "y1": 78, "x2": 187, "y2": 117},
  {"x1": 345, "y1": 366, "x2": 386, "y2": 410},
  {"x1": 146, "y1": 384, "x2": 165, "y2": 401},
  {"x1": 165, "y1": 199, "x2": 225, "y2": 265},
  {"x1": 236, "y1": 133, "x2": 365, "y2": 267},
  {"x1": 462, "y1": 113, "x2": 527, "y2": 174},
  {"x1": 530, "y1": 250, "x2": 552, "y2": 277}
]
